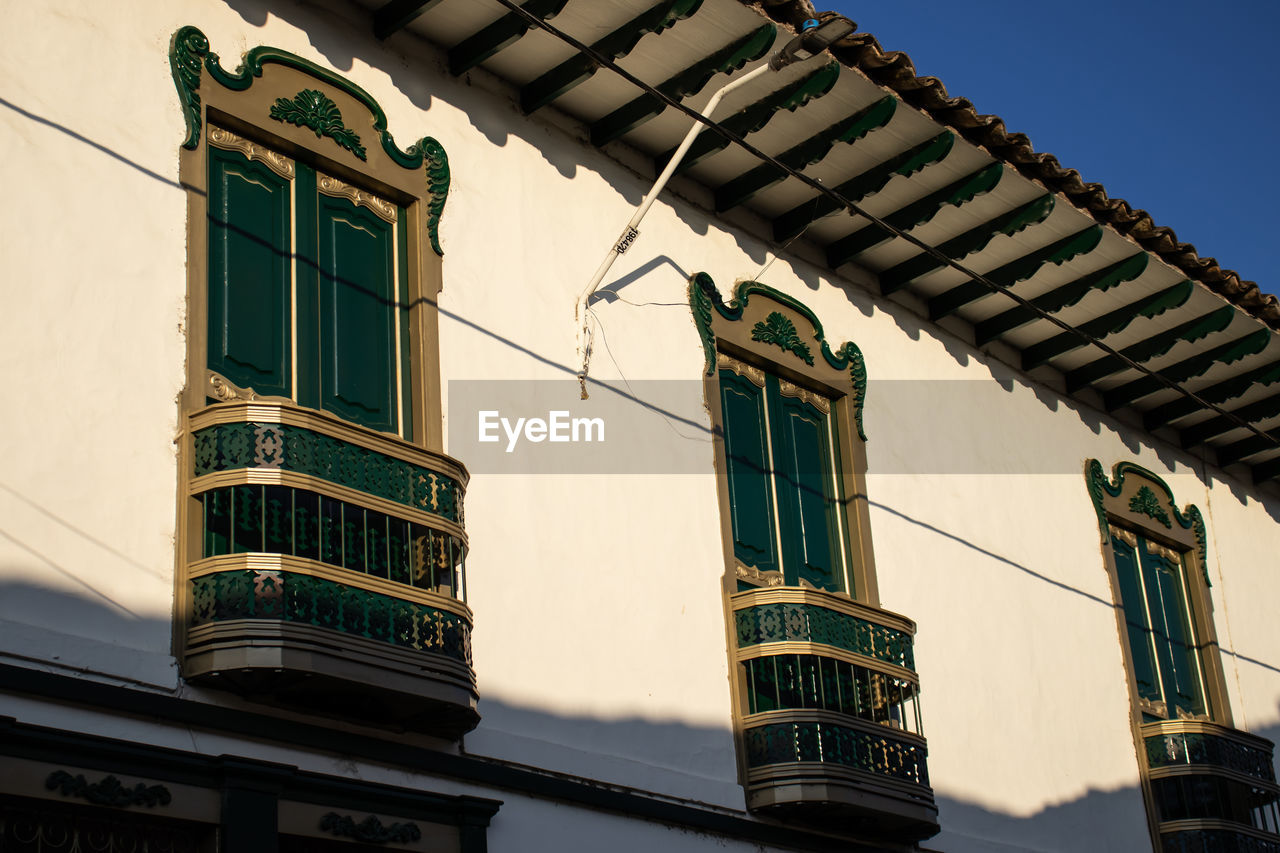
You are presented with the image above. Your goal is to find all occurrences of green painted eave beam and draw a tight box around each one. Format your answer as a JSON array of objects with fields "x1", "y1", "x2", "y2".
[
  {"x1": 1020, "y1": 280, "x2": 1193, "y2": 371},
  {"x1": 1180, "y1": 389, "x2": 1280, "y2": 449},
  {"x1": 1144, "y1": 359, "x2": 1280, "y2": 432},
  {"x1": 1063, "y1": 306, "x2": 1236, "y2": 394},
  {"x1": 521, "y1": 0, "x2": 703, "y2": 114},
  {"x1": 714, "y1": 96, "x2": 895, "y2": 212},
  {"x1": 927, "y1": 226, "x2": 1103, "y2": 322},
  {"x1": 1216, "y1": 426, "x2": 1280, "y2": 469},
  {"x1": 656, "y1": 61, "x2": 839, "y2": 177},
  {"x1": 1102, "y1": 329, "x2": 1271, "y2": 412},
  {"x1": 879, "y1": 194, "x2": 1054, "y2": 297},
  {"x1": 973, "y1": 253, "x2": 1148, "y2": 346},
  {"x1": 590, "y1": 24, "x2": 775, "y2": 147},
  {"x1": 827, "y1": 163, "x2": 1003, "y2": 269},
  {"x1": 448, "y1": 0, "x2": 570, "y2": 77},
  {"x1": 373, "y1": 0, "x2": 445, "y2": 40},
  {"x1": 772, "y1": 132, "x2": 953, "y2": 243}
]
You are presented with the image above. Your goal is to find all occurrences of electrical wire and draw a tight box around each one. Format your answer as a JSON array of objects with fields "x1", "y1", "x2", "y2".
[{"x1": 482, "y1": 0, "x2": 1280, "y2": 464}]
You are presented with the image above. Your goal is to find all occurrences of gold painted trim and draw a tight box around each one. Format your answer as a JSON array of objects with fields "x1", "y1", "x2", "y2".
[
  {"x1": 188, "y1": 468, "x2": 466, "y2": 542},
  {"x1": 743, "y1": 708, "x2": 928, "y2": 747},
  {"x1": 735, "y1": 642, "x2": 918, "y2": 684},
  {"x1": 717, "y1": 352, "x2": 766, "y2": 387},
  {"x1": 1155, "y1": 818, "x2": 1280, "y2": 842},
  {"x1": 730, "y1": 586, "x2": 917, "y2": 636},
  {"x1": 1147, "y1": 763, "x2": 1280, "y2": 792},
  {"x1": 188, "y1": 553, "x2": 473, "y2": 620},
  {"x1": 1141, "y1": 718, "x2": 1276, "y2": 749},
  {"x1": 190, "y1": 402, "x2": 468, "y2": 484},
  {"x1": 207, "y1": 370, "x2": 294, "y2": 405},
  {"x1": 736, "y1": 563, "x2": 784, "y2": 587},
  {"x1": 317, "y1": 172, "x2": 398, "y2": 223},
  {"x1": 208, "y1": 125, "x2": 295, "y2": 178},
  {"x1": 777, "y1": 378, "x2": 831, "y2": 413},
  {"x1": 1110, "y1": 525, "x2": 1138, "y2": 548},
  {"x1": 1146, "y1": 538, "x2": 1183, "y2": 563}
]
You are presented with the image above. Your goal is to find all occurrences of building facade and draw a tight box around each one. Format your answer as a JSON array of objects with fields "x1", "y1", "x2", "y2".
[{"x1": 2, "y1": 1, "x2": 1280, "y2": 851}]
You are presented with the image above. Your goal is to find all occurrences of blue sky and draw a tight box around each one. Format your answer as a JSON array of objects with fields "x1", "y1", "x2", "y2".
[{"x1": 828, "y1": 1, "x2": 1279, "y2": 296}]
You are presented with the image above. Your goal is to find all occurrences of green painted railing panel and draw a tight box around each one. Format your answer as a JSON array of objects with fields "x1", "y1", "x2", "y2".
[
  {"x1": 735, "y1": 601, "x2": 914, "y2": 671},
  {"x1": 192, "y1": 421, "x2": 463, "y2": 524},
  {"x1": 191, "y1": 569, "x2": 471, "y2": 664},
  {"x1": 201, "y1": 485, "x2": 462, "y2": 593},
  {"x1": 744, "y1": 720, "x2": 928, "y2": 787},
  {"x1": 1146, "y1": 729, "x2": 1276, "y2": 781}
]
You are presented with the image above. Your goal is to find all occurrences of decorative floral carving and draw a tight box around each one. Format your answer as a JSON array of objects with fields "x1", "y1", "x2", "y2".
[
  {"x1": 736, "y1": 564, "x2": 784, "y2": 587},
  {"x1": 208, "y1": 126, "x2": 295, "y2": 178},
  {"x1": 269, "y1": 89, "x2": 367, "y2": 161},
  {"x1": 777, "y1": 378, "x2": 831, "y2": 413},
  {"x1": 319, "y1": 812, "x2": 421, "y2": 843},
  {"x1": 1129, "y1": 485, "x2": 1173, "y2": 528},
  {"x1": 717, "y1": 352, "x2": 766, "y2": 387},
  {"x1": 317, "y1": 174, "x2": 397, "y2": 222},
  {"x1": 751, "y1": 312, "x2": 814, "y2": 366},
  {"x1": 45, "y1": 771, "x2": 171, "y2": 809}
]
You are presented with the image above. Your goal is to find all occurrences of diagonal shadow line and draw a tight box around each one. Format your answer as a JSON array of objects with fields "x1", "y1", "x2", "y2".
[
  {"x1": 0, "y1": 96, "x2": 186, "y2": 191},
  {"x1": 0, "y1": 481, "x2": 165, "y2": 579},
  {"x1": 868, "y1": 499, "x2": 1116, "y2": 608},
  {"x1": 0, "y1": 528, "x2": 140, "y2": 619}
]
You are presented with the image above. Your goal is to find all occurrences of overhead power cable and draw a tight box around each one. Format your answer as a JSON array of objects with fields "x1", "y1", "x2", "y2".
[{"x1": 480, "y1": 0, "x2": 1280, "y2": 462}]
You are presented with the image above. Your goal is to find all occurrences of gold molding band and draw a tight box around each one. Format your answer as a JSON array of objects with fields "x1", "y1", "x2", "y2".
[
  {"x1": 208, "y1": 125, "x2": 295, "y2": 179},
  {"x1": 717, "y1": 352, "x2": 766, "y2": 387},
  {"x1": 188, "y1": 552, "x2": 473, "y2": 619},
  {"x1": 742, "y1": 708, "x2": 929, "y2": 747},
  {"x1": 317, "y1": 172, "x2": 398, "y2": 223},
  {"x1": 735, "y1": 641, "x2": 919, "y2": 685},
  {"x1": 189, "y1": 468, "x2": 467, "y2": 542},
  {"x1": 777, "y1": 378, "x2": 832, "y2": 413}
]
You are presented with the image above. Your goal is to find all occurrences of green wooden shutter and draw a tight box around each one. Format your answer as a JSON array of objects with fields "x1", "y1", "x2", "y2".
[
  {"x1": 1111, "y1": 536, "x2": 1164, "y2": 708},
  {"x1": 1138, "y1": 544, "x2": 1208, "y2": 718},
  {"x1": 207, "y1": 146, "x2": 292, "y2": 397},
  {"x1": 772, "y1": 390, "x2": 844, "y2": 592},
  {"x1": 315, "y1": 194, "x2": 399, "y2": 433},
  {"x1": 719, "y1": 371, "x2": 779, "y2": 574}
]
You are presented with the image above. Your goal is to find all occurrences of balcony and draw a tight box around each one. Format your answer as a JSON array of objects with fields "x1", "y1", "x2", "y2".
[
  {"x1": 1145, "y1": 720, "x2": 1280, "y2": 852},
  {"x1": 181, "y1": 402, "x2": 477, "y2": 738},
  {"x1": 731, "y1": 588, "x2": 938, "y2": 841}
]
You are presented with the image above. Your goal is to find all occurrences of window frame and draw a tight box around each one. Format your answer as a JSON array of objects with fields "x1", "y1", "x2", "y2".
[
  {"x1": 172, "y1": 27, "x2": 449, "y2": 452},
  {"x1": 1086, "y1": 460, "x2": 1237, "y2": 848},
  {"x1": 691, "y1": 272, "x2": 879, "y2": 606}
]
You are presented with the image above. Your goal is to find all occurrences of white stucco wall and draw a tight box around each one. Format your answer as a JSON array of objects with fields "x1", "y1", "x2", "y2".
[{"x1": 1, "y1": 1, "x2": 1279, "y2": 851}]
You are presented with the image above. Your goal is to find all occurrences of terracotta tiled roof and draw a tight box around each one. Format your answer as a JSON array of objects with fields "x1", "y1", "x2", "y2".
[{"x1": 738, "y1": 0, "x2": 1280, "y2": 329}]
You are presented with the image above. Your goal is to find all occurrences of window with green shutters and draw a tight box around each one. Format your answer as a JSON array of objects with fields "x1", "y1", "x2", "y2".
[
  {"x1": 718, "y1": 356, "x2": 851, "y2": 594},
  {"x1": 1109, "y1": 525, "x2": 1210, "y2": 721},
  {"x1": 206, "y1": 131, "x2": 412, "y2": 438}
]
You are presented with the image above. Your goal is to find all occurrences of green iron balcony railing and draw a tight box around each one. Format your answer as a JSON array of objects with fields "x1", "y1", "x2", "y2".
[
  {"x1": 1145, "y1": 720, "x2": 1280, "y2": 851},
  {"x1": 731, "y1": 588, "x2": 938, "y2": 842},
  {"x1": 181, "y1": 402, "x2": 477, "y2": 737}
]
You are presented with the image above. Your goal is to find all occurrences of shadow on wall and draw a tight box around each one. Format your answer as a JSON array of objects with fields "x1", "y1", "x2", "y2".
[{"x1": 0, "y1": 579, "x2": 1247, "y2": 853}]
